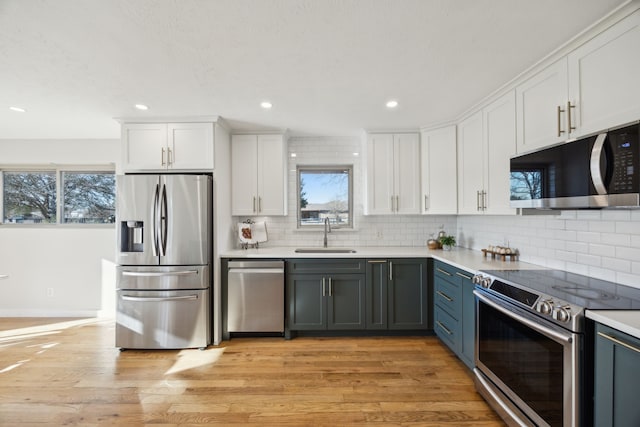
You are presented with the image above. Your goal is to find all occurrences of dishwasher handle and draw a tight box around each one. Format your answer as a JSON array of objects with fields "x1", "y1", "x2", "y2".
[
  {"x1": 228, "y1": 268, "x2": 284, "y2": 274},
  {"x1": 227, "y1": 260, "x2": 284, "y2": 270}
]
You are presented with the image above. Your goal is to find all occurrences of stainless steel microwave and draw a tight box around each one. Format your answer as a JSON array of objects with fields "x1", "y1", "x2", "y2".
[{"x1": 510, "y1": 122, "x2": 639, "y2": 209}]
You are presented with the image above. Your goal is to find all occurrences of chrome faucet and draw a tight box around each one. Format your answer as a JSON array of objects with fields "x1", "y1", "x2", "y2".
[{"x1": 323, "y1": 217, "x2": 331, "y2": 248}]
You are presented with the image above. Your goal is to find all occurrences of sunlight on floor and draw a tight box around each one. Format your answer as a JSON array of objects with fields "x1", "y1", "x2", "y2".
[{"x1": 164, "y1": 347, "x2": 226, "y2": 375}]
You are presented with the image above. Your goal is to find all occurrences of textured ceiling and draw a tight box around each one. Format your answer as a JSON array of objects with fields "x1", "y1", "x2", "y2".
[{"x1": 0, "y1": 0, "x2": 629, "y2": 139}]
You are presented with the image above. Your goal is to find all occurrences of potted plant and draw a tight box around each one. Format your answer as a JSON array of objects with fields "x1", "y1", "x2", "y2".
[{"x1": 439, "y1": 235, "x2": 456, "y2": 251}]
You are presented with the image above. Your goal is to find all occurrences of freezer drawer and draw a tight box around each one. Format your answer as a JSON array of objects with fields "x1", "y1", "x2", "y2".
[
  {"x1": 116, "y1": 265, "x2": 209, "y2": 290},
  {"x1": 227, "y1": 260, "x2": 284, "y2": 333},
  {"x1": 116, "y1": 289, "x2": 209, "y2": 349}
]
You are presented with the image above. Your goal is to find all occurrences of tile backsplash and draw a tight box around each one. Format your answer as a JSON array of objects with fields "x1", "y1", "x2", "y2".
[
  {"x1": 231, "y1": 135, "x2": 640, "y2": 289},
  {"x1": 457, "y1": 210, "x2": 640, "y2": 288}
]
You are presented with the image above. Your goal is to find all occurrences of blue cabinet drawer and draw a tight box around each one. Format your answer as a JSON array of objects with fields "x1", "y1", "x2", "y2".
[
  {"x1": 434, "y1": 305, "x2": 460, "y2": 354},
  {"x1": 434, "y1": 277, "x2": 461, "y2": 317}
]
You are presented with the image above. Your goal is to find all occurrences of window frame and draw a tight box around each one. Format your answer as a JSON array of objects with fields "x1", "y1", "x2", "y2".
[
  {"x1": 296, "y1": 165, "x2": 354, "y2": 229},
  {"x1": 0, "y1": 164, "x2": 116, "y2": 228}
]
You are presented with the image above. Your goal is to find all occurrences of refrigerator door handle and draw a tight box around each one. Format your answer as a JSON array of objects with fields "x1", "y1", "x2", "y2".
[
  {"x1": 159, "y1": 183, "x2": 168, "y2": 256},
  {"x1": 152, "y1": 183, "x2": 160, "y2": 257},
  {"x1": 122, "y1": 270, "x2": 199, "y2": 277},
  {"x1": 120, "y1": 294, "x2": 199, "y2": 302}
]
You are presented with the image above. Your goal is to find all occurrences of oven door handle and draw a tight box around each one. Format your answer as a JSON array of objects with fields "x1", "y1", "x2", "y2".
[{"x1": 474, "y1": 290, "x2": 573, "y2": 344}]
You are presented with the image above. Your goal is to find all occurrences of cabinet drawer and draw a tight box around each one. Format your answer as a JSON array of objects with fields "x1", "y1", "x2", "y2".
[
  {"x1": 434, "y1": 278, "x2": 461, "y2": 317},
  {"x1": 434, "y1": 306, "x2": 460, "y2": 353},
  {"x1": 434, "y1": 261, "x2": 457, "y2": 281},
  {"x1": 287, "y1": 259, "x2": 365, "y2": 274}
]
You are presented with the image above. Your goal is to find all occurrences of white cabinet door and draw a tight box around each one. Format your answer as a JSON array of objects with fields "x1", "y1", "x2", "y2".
[
  {"x1": 393, "y1": 133, "x2": 421, "y2": 214},
  {"x1": 516, "y1": 58, "x2": 570, "y2": 154},
  {"x1": 457, "y1": 111, "x2": 484, "y2": 215},
  {"x1": 257, "y1": 134, "x2": 286, "y2": 216},
  {"x1": 231, "y1": 134, "x2": 287, "y2": 216},
  {"x1": 122, "y1": 123, "x2": 168, "y2": 171},
  {"x1": 420, "y1": 126, "x2": 457, "y2": 215},
  {"x1": 366, "y1": 134, "x2": 395, "y2": 215},
  {"x1": 168, "y1": 123, "x2": 214, "y2": 170},
  {"x1": 568, "y1": 9, "x2": 640, "y2": 137},
  {"x1": 231, "y1": 135, "x2": 259, "y2": 216},
  {"x1": 484, "y1": 92, "x2": 516, "y2": 215}
]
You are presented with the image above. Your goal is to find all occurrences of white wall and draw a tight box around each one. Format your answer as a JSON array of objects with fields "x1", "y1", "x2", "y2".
[
  {"x1": 232, "y1": 135, "x2": 457, "y2": 248},
  {"x1": 0, "y1": 139, "x2": 119, "y2": 316},
  {"x1": 457, "y1": 210, "x2": 640, "y2": 289}
]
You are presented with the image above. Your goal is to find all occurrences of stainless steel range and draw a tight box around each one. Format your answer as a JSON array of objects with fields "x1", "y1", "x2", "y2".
[{"x1": 472, "y1": 269, "x2": 640, "y2": 427}]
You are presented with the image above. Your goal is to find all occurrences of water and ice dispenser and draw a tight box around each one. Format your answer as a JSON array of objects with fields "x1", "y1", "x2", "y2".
[{"x1": 120, "y1": 220, "x2": 144, "y2": 252}]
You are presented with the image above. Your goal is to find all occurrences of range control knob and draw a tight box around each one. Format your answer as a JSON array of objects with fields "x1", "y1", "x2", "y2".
[
  {"x1": 536, "y1": 299, "x2": 554, "y2": 315},
  {"x1": 553, "y1": 305, "x2": 572, "y2": 323},
  {"x1": 481, "y1": 277, "x2": 492, "y2": 289},
  {"x1": 472, "y1": 274, "x2": 482, "y2": 285}
]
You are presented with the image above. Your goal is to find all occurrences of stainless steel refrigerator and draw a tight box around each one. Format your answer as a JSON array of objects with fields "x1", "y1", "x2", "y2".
[{"x1": 115, "y1": 174, "x2": 212, "y2": 349}]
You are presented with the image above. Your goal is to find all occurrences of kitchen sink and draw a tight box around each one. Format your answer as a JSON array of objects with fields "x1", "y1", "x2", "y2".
[{"x1": 294, "y1": 248, "x2": 357, "y2": 253}]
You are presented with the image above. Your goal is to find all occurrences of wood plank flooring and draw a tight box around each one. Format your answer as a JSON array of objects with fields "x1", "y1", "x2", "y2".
[{"x1": 0, "y1": 318, "x2": 505, "y2": 426}]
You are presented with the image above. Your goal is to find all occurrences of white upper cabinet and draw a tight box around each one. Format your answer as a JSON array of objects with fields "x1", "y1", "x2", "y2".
[
  {"x1": 122, "y1": 122, "x2": 214, "y2": 171},
  {"x1": 457, "y1": 111, "x2": 485, "y2": 215},
  {"x1": 231, "y1": 134, "x2": 287, "y2": 216},
  {"x1": 366, "y1": 133, "x2": 420, "y2": 215},
  {"x1": 420, "y1": 126, "x2": 457, "y2": 215},
  {"x1": 458, "y1": 92, "x2": 516, "y2": 215},
  {"x1": 517, "y1": 8, "x2": 640, "y2": 154},
  {"x1": 516, "y1": 58, "x2": 570, "y2": 154},
  {"x1": 568, "y1": 9, "x2": 640, "y2": 137},
  {"x1": 484, "y1": 91, "x2": 516, "y2": 215}
]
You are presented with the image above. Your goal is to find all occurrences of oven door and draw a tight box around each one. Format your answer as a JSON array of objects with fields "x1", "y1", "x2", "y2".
[{"x1": 474, "y1": 289, "x2": 581, "y2": 427}]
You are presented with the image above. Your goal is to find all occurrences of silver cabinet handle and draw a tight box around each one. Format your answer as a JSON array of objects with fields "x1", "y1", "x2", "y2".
[
  {"x1": 322, "y1": 277, "x2": 326, "y2": 297},
  {"x1": 390, "y1": 196, "x2": 395, "y2": 212},
  {"x1": 436, "y1": 290, "x2": 453, "y2": 302},
  {"x1": 456, "y1": 271, "x2": 473, "y2": 280},
  {"x1": 590, "y1": 133, "x2": 608, "y2": 196},
  {"x1": 168, "y1": 147, "x2": 173, "y2": 166},
  {"x1": 436, "y1": 267, "x2": 452, "y2": 276},
  {"x1": 424, "y1": 195, "x2": 429, "y2": 211},
  {"x1": 389, "y1": 261, "x2": 393, "y2": 281},
  {"x1": 253, "y1": 196, "x2": 256, "y2": 213},
  {"x1": 567, "y1": 101, "x2": 576, "y2": 133},
  {"x1": 367, "y1": 260, "x2": 386, "y2": 264},
  {"x1": 258, "y1": 197, "x2": 262, "y2": 213},
  {"x1": 557, "y1": 105, "x2": 565, "y2": 137},
  {"x1": 396, "y1": 195, "x2": 399, "y2": 212},
  {"x1": 121, "y1": 294, "x2": 198, "y2": 302},
  {"x1": 482, "y1": 190, "x2": 487, "y2": 211},
  {"x1": 328, "y1": 277, "x2": 333, "y2": 297},
  {"x1": 598, "y1": 332, "x2": 640, "y2": 354},
  {"x1": 436, "y1": 320, "x2": 453, "y2": 335},
  {"x1": 161, "y1": 147, "x2": 166, "y2": 166},
  {"x1": 122, "y1": 270, "x2": 198, "y2": 277},
  {"x1": 476, "y1": 190, "x2": 481, "y2": 211}
]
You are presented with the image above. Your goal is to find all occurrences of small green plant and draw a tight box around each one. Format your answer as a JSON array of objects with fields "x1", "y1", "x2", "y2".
[{"x1": 439, "y1": 235, "x2": 456, "y2": 247}]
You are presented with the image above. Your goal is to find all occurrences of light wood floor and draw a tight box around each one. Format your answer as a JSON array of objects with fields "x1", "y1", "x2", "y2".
[{"x1": 0, "y1": 318, "x2": 505, "y2": 426}]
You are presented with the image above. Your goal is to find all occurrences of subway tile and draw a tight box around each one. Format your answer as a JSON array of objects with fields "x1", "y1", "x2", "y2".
[
  {"x1": 589, "y1": 243, "x2": 616, "y2": 257},
  {"x1": 601, "y1": 257, "x2": 631, "y2": 273}
]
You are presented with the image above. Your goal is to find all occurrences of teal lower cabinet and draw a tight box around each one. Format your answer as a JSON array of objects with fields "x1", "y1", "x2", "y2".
[
  {"x1": 432, "y1": 259, "x2": 476, "y2": 369},
  {"x1": 365, "y1": 258, "x2": 429, "y2": 330},
  {"x1": 287, "y1": 258, "x2": 429, "y2": 333},
  {"x1": 594, "y1": 323, "x2": 640, "y2": 427},
  {"x1": 287, "y1": 259, "x2": 366, "y2": 331}
]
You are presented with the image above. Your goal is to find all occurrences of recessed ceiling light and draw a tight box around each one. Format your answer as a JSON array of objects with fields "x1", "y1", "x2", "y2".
[
  {"x1": 9, "y1": 106, "x2": 26, "y2": 113},
  {"x1": 386, "y1": 100, "x2": 398, "y2": 109},
  {"x1": 353, "y1": 152, "x2": 360, "y2": 156},
  {"x1": 135, "y1": 104, "x2": 149, "y2": 111},
  {"x1": 290, "y1": 153, "x2": 297, "y2": 158},
  {"x1": 261, "y1": 101, "x2": 273, "y2": 109}
]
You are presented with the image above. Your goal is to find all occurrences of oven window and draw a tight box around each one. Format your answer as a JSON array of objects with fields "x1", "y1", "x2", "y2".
[{"x1": 478, "y1": 301, "x2": 564, "y2": 426}]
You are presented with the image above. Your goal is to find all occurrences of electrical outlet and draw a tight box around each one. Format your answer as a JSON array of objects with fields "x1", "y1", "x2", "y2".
[
  {"x1": 376, "y1": 230, "x2": 383, "y2": 239},
  {"x1": 46, "y1": 288, "x2": 54, "y2": 297}
]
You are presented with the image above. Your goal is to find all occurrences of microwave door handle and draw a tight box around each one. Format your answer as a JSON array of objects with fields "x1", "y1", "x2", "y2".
[{"x1": 590, "y1": 133, "x2": 608, "y2": 196}]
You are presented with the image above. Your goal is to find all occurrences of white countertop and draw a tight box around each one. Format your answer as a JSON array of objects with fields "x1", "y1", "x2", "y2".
[
  {"x1": 586, "y1": 310, "x2": 640, "y2": 339},
  {"x1": 221, "y1": 246, "x2": 538, "y2": 273}
]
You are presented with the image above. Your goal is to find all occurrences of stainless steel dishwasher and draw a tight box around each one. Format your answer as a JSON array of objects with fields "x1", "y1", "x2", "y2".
[{"x1": 227, "y1": 260, "x2": 285, "y2": 333}]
